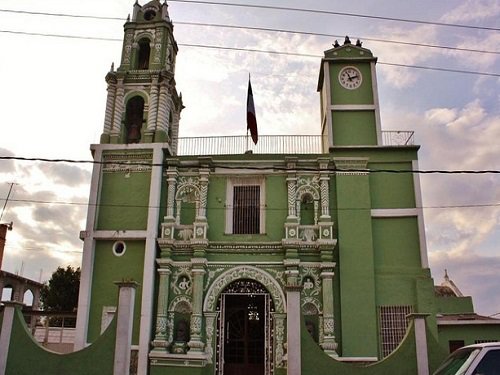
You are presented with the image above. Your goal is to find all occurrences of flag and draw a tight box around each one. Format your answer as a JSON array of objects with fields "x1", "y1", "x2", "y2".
[{"x1": 246, "y1": 77, "x2": 258, "y2": 144}]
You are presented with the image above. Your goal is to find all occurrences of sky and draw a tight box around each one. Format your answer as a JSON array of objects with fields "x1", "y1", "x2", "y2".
[{"x1": 0, "y1": 0, "x2": 499, "y2": 316}]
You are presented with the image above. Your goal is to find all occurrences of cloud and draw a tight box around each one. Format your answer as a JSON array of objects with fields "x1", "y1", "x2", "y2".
[
  {"x1": 37, "y1": 163, "x2": 91, "y2": 187},
  {"x1": 440, "y1": 0, "x2": 500, "y2": 23},
  {"x1": 371, "y1": 25, "x2": 440, "y2": 88},
  {"x1": 0, "y1": 148, "x2": 16, "y2": 174}
]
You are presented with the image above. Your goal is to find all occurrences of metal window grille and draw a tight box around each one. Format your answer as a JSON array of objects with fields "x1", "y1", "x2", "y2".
[
  {"x1": 378, "y1": 305, "x2": 413, "y2": 358},
  {"x1": 232, "y1": 185, "x2": 260, "y2": 234}
]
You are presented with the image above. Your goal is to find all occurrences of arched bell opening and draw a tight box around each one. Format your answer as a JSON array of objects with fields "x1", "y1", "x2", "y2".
[
  {"x1": 137, "y1": 38, "x2": 151, "y2": 70},
  {"x1": 124, "y1": 96, "x2": 145, "y2": 144}
]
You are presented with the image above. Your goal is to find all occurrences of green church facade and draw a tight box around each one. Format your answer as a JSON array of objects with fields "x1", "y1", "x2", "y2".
[{"x1": 59, "y1": 1, "x2": 499, "y2": 375}]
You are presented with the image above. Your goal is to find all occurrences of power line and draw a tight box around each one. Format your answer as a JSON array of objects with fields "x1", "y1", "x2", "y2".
[
  {"x1": 168, "y1": 0, "x2": 500, "y2": 32},
  {"x1": 1, "y1": 155, "x2": 500, "y2": 174},
  {"x1": 2, "y1": 8, "x2": 499, "y2": 55},
  {"x1": 1, "y1": 30, "x2": 498, "y2": 78},
  {"x1": 2, "y1": 197, "x2": 500, "y2": 212},
  {"x1": 174, "y1": 21, "x2": 500, "y2": 56}
]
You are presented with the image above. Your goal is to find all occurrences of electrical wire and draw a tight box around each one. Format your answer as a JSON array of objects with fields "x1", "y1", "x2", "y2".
[
  {"x1": 1, "y1": 8, "x2": 499, "y2": 56},
  {"x1": 167, "y1": 0, "x2": 500, "y2": 32},
  {"x1": 0, "y1": 155, "x2": 499, "y2": 174},
  {"x1": 1, "y1": 197, "x2": 500, "y2": 211},
  {"x1": 1, "y1": 29, "x2": 499, "y2": 77}
]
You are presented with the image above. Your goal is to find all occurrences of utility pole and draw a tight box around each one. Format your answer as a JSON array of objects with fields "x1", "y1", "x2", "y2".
[{"x1": 0, "y1": 182, "x2": 17, "y2": 270}]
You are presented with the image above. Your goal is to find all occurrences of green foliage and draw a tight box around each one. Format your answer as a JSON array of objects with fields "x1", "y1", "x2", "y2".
[{"x1": 40, "y1": 266, "x2": 80, "y2": 312}]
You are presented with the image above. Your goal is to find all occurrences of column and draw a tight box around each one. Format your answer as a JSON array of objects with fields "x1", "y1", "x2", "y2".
[
  {"x1": 110, "y1": 78, "x2": 124, "y2": 143},
  {"x1": 152, "y1": 262, "x2": 172, "y2": 351},
  {"x1": 320, "y1": 262, "x2": 338, "y2": 357},
  {"x1": 286, "y1": 285, "x2": 302, "y2": 375},
  {"x1": 157, "y1": 80, "x2": 171, "y2": 137},
  {"x1": 318, "y1": 158, "x2": 330, "y2": 220},
  {"x1": 101, "y1": 79, "x2": 116, "y2": 143},
  {"x1": 113, "y1": 281, "x2": 138, "y2": 375},
  {"x1": 284, "y1": 259, "x2": 301, "y2": 375},
  {"x1": 165, "y1": 166, "x2": 178, "y2": 221},
  {"x1": 145, "y1": 76, "x2": 159, "y2": 141},
  {"x1": 188, "y1": 258, "x2": 206, "y2": 353},
  {"x1": 204, "y1": 312, "x2": 218, "y2": 364},
  {"x1": 410, "y1": 314, "x2": 430, "y2": 375}
]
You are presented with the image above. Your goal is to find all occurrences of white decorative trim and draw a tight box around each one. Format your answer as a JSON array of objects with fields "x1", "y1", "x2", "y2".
[
  {"x1": 225, "y1": 177, "x2": 266, "y2": 234},
  {"x1": 330, "y1": 104, "x2": 375, "y2": 110},
  {"x1": 438, "y1": 320, "x2": 500, "y2": 326},
  {"x1": 371, "y1": 61, "x2": 383, "y2": 145},
  {"x1": 335, "y1": 357, "x2": 378, "y2": 362},
  {"x1": 93, "y1": 230, "x2": 147, "y2": 239},
  {"x1": 323, "y1": 60, "x2": 333, "y2": 150},
  {"x1": 371, "y1": 208, "x2": 418, "y2": 217},
  {"x1": 75, "y1": 147, "x2": 103, "y2": 350},
  {"x1": 138, "y1": 147, "x2": 164, "y2": 375},
  {"x1": 413, "y1": 160, "x2": 429, "y2": 268},
  {"x1": 203, "y1": 266, "x2": 286, "y2": 313},
  {"x1": 112, "y1": 241, "x2": 127, "y2": 257}
]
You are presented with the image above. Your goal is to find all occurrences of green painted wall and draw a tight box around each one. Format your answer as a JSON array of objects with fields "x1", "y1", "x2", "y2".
[
  {"x1": 88, "y1": 240, "x2": 144, "y2": 344},
  {"x1": 6, "y1": 308, "x2": 115, "y2": 375},
  {"x1": 437, "y1": 325, "x2": 500, "y2": 354},
  {"x1": 369, "y1": 162, "x2": 416, "y2": 208},
  {"x1": 97, "y1": 170, "x2": 151, "y2": 230},
  {"x1": 436, "y1": 296, "x2": 474, "y2": 314},
  {"x1": 331, "y1": 110, "x2": 377, "y2": 145},
  {"x1": 372, "y1": 217, "x2": 421, "y2": 271},
  {"x1": 335, "y1": 172, "x2": 378, "y2": 357},
  {"x1": 265, "y1": 175, "x2": 288, "y2": 239}
]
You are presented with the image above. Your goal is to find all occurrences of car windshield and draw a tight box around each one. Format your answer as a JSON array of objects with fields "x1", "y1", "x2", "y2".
[{"x1": 433, "y1": 348, "x2": 481, "y2": 375}]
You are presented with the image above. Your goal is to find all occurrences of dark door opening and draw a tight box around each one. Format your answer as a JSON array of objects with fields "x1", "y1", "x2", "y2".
[
  {"x1": 217, "y1": 279, "x2": 273, "y2": 375},
  {"x1": 223, "y1": 294, "x2": 265, "y2": 375}
]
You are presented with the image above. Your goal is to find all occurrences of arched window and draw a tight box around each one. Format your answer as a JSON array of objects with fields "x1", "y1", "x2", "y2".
[
  {"x1": 23, "y1": 289, "x2": 34, "y2": 306},
  {"x1": 125, "y1": 96, "x2": 145, "y2": 144},
  {"x1": 300, "y1": 193, "x2": 315, "y2": 225},
  {"x1": 137, "y1": 38, "x2": 151, "y2": 70}
]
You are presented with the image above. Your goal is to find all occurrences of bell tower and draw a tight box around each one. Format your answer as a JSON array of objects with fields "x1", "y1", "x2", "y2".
[
  {"x1": 317, "y1": 37, "x2": 382, "y2": 150},
  {"x1": 100, "y1": 0, "x2": 182, "y2": 153}
]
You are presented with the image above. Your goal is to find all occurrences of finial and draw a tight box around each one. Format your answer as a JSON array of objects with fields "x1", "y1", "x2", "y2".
[
  {"x1": 127, "y1": 14, "x2": 130, "y2": 21},
  {"x1": 356, "y1": 39, "x2": 362, "y2": 47},
  {"x1": 333, "y1": 40, "x2": 340, "y2": 48},
  {"x1": 344, "y1": 36, "x2": 351, "y2": 45},
  {"x1": 444, "y1": 269, "x2": 449, "y2": 280},
  {"x1": 110, "y1": 62, "x2": 115, "y2": 72}
]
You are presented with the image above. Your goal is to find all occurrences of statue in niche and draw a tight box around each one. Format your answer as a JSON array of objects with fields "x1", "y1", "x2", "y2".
[{"x1": 171, "y1": 318, "x2": 190, "y2": 354}]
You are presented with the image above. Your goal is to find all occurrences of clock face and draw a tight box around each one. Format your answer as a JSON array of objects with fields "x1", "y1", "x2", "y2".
[{"x1": 338, "y1": 67, "x2": 362, "y2": 90}]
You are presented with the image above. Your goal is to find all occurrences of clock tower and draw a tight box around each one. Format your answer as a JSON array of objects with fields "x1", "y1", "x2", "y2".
[
  {"x1": 317, "y1": 37, "x2": 382, "y2": 150},
  {"x1": 100, "y1": 0, "x2": 182, "y2": 152}
]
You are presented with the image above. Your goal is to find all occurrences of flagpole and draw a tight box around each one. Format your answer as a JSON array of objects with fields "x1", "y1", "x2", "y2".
[{"x1": 247, "y1": 72, "x2": 250, "y2": 152}]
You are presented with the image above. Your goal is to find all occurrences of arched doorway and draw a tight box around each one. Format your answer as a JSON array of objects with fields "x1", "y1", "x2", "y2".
[{"x1": 216, "y1": 279, "x2": 274, "y2": 375}]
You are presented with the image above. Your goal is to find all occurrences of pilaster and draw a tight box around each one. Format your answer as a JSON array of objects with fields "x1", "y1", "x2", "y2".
[
  {"x1": 152, "y1": 261, "x2": 172, "y2": 351},
  {"x1": 188, "y1": 258, "x2": 206, "y2": 353},
  {"x1": 320, "y1": 262, "x2": 338, "y2": 357}
]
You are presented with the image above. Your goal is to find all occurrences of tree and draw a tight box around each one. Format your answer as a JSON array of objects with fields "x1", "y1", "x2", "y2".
[{"x1": 40, "y1": 265, "x2": 80, "y2": 312}]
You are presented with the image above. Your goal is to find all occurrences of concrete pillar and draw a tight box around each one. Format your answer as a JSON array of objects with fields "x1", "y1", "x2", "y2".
[
  {"x1": 286, "y1": 285, "x2": 302, "y2": 375},
  {"x1": 409, "y1": 313, "x2": 430, "y2": 375},
  {"x1": 113, "y1": 281, "x2": 139, "y2": 375},
  {"x1": 0, "y1": 301, "x2": 23, "y2": 375}
]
